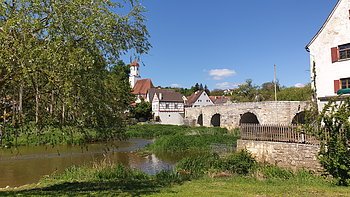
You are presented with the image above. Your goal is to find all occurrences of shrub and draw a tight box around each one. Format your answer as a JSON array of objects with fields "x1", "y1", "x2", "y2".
[
  {"x1": 224, "y1": 149, "x2": 257, "y2": 175},
  {"x1": 176, "y1": 150, "x2": 257, "y2": 177},
  {"x1": 176, "y1": 153, "x2": 223, "y2": 177},
  {"x1": 317, "y1": 99, "x2": 350, "y2": 186}
]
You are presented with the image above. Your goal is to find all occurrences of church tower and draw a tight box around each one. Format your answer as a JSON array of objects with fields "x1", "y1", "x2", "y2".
[{"x1": 129, "y1": 61, "x2": 141, "y2": 88}]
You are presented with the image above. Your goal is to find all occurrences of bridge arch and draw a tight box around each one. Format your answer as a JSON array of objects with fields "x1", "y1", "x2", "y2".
[
  {"x1": 197, "y1": 114, "x2": 203, "y2": 126},
  {"x1": 292, "y1": 111, "x2": 306, "y2": 125},
  {"x1": 211, "y1": 114, "x2": 221, "y2": 127},
  {"x1": 239, "y1": 112, "x2": 259, "y2": 125}
]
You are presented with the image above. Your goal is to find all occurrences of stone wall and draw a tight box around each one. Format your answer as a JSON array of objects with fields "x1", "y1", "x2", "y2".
[
  {"x1": 237, "y1": 140, "x2": 323, "y2": 172},
  {"x1": 185, "y1": 101, "x2": 310, "y2": 129}
]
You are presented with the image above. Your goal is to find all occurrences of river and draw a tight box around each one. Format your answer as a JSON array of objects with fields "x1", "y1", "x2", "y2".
[{"x1": 0, "y1": 139, "x2": 177, "y2": 188}]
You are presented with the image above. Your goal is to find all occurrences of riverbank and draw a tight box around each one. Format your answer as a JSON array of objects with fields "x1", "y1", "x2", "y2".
[
  {"x1": 1, "y1": 124, "x2": 350, "y2": 196},
  {"x1": 2, "y1": 152, "x2": 350, "y2": 196}
]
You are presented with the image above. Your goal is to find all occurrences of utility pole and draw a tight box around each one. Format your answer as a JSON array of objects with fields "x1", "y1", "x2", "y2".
[{"x1": 274, "y1": 64, "x2": 277, "y2": 101}]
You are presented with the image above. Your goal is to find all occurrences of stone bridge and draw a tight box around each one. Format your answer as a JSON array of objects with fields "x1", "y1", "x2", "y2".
[{"x1": 184, "y1": 101, "x2": 310, "y2": 129}]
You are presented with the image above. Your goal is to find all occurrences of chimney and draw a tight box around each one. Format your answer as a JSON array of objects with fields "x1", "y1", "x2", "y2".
[{"x1": 159, "y1": 93, "x2": 162, "y2": 100}]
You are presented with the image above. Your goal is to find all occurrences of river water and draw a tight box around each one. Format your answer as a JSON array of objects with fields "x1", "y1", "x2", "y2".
[{"x1": 0, "y1": 139, "x2": 177, "y2": 188}]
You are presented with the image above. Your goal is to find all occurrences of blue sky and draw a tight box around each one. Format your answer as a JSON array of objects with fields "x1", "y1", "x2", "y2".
[{"x1": 123, "y1": 0, "x2": 338, "y2": 90}]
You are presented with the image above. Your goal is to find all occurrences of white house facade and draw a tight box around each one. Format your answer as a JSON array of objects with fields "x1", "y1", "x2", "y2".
[
  {"x1": 186, "y1": 90, "x2": 214, "y2": 108},
  {"x1": 306, "y1": 0, "x2": 350, "y2": 110},
  {"x1": 150, "y1": 88, "x2": 185, "y2": 125}
]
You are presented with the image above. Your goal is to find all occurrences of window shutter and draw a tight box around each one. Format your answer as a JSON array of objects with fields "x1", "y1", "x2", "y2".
[
  {"x1": 334, "y1": 80, "x2": 340, "y2": 93},
  {"x1": 331, "y1": 47, "x2": 339, "y2": 63}
]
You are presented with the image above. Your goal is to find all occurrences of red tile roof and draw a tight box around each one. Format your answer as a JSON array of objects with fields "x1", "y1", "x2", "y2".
[
  {"x1": 132, "y1": 79, "x2": 154, "y2": 95},
  {"x1": 186, "y1": 90, "x2": 205, "y2": 106},
  {"x1": 130, "y1": 60, "x2": 140, "y2": 67},
  {"x1": 209, "y1": 96, "x2": 230, "y2": 105}
]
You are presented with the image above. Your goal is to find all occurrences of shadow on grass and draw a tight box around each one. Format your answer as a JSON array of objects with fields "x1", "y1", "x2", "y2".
[{"x1": 0, "y1": 178, "x2": 173, "y2": 196}]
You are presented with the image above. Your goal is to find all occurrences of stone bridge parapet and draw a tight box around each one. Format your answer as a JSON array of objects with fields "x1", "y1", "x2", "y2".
[{"x1": 184, "y1": 101, "x2": 310, "y2": 129}]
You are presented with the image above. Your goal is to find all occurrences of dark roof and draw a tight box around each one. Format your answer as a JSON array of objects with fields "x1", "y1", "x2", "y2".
[
  {"x1": 149, "y1": 88, "x2": 184, "y2": 102},
  {"x1": 209, "y1": 96, "x2": 229, "y2": 105},
  {"x1": 306, "y1": 0, "x2": 341, "y2": 51},
  {"x1": 132, "y1": 79, "x2": 154, "y2": 95},
  {"x1": 186, "y1": 90, "x2": 205, "y2": 105}
]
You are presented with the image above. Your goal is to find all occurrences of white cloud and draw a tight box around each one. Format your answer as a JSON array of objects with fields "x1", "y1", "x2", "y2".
[
  {"x1": 208, "y1": 69, "x2": 236, "y2": 80},
  {"x1": 170, "y1": 83, "x2": 181, "y2": 88},
  {"x1": 294, "y1": 83, "x2": 305, "y2": 88},
  {"x1": 215, "y1": 82, "x2": 239, "y2": 89}
]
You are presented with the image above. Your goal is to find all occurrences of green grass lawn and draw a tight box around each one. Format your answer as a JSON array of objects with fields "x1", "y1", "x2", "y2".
[{"x1": 150, "y1": 176, "x2": 350, "y2": 197}]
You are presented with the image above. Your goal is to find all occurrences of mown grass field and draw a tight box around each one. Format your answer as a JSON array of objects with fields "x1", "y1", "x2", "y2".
[{"x1": 150, "y1": 176, "x2": 350, "y2": 197}]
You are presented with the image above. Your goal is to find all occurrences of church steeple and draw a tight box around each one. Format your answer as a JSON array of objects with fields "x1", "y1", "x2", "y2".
[{"x1": 129, "y1": 60, "x2": 141, "y2": 88}]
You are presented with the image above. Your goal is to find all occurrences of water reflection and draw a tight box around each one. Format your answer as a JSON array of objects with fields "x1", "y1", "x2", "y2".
[{"x1": 0, "y1": 139, "x2": 174, "y2": 188}]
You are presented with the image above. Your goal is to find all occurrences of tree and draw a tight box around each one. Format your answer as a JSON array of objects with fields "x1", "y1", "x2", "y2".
[
  {"x1": 317, "y1": 99, "x2": 350, "y2": 185},
  {"x1": 130, "y1": 100, "x2": 152, "y2": 122},
  {"x1": 231, "y1": 79, "x2": 258, "y2": 102},
  {"x1": 204, "y1": 85, "x2": 210, "y2": 95},
  {"x1": 277, "y1": 84, "x2": 313, "y2": 101},
  {"x1": 0, "y1": 0, "x2": 150, "y2": 145}
]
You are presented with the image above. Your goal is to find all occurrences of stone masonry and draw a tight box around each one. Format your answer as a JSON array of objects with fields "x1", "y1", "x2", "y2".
[
  {"x1": 237, "y1": 140, "x2": 323, "y2": 172},
  {"x1": 184, "y1": 101, "x2": 310, "y2": 129}
]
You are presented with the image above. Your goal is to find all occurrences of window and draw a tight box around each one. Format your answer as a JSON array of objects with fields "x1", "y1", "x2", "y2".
[
  {"x1": 341, "y1": 78, "x2": 350, "y2": 89},
  {"x1": 198, "y1": 100, "x2": 202, "y2": 102},
  {"x1": 165, "y1": 104, "x2": 169, "y2": 109},
  {"x1": 174, "y1": 104, "x2": 178, "y2": 109},
  {"x1": 339, "y1": 44, "x2": 350, "y2": 60}
]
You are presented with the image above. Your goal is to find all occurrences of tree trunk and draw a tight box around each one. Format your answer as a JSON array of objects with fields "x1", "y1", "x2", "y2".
[
  {"x1": 62, "y1": 99, "x2": 65, "y2": 124},
  {"x1": 19, "y1": 85, "x2": 23, "y2": 117},
  {"x1": 35, "y1": 84, "x2": 39, "y2": 124},
  {"x1": 50, "y1": 90, "x2": 54, "y2": 115}
]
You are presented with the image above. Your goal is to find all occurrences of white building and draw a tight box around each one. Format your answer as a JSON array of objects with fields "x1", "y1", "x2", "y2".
[
  {"x1": 129, "y1": 61, "x2": 141, "y2": 89},
  {"x1": 185, "y1": 90, "x2": 214, "y2": 108},
  {"x1": 129, "y1": 61, "x2": 154, "y2": 103},
  {"x1": 306, "y1": 0, "x2": 350, "y2": 110},
  {"x1": 148, "y1": 88, "x2": 185, "y2": 125}
]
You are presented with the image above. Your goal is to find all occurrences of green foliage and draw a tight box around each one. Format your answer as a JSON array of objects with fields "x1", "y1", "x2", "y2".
[
  {"x1": 125, "y1": 124, "x2": 229, "y2": 138},
  {"x1": 317, "y1": 99, "x2": 350, "y2": 186},
  {"x1": 223, "y1": 150, "x2": 257, "y2": 175},
  {"x1": 0, "y1": 0, "x2": 150, "y2": 146},
  {"x1": 177, "y1": 150, "x2": 257, "y2": 177},
  {"x1": 176, "y1": 153, "x2": 223, "y2": 176},
  {"x1": 231, "y1": 79, "x2": 259, "y2": 102},
  {"x1": 149, "y1": 134, "x2": 237, "y2": 153},
  {"x1": 277, "y1": 84, "x2": 313, "y2": 101},
  {"x1": 259, "y1": 165, "x2": 294, "y2": 180},
  {"x1": 129, "y1": 100, "x2": 152, "y2": 122},
  {"x1": 226, "y1": 79, "x2": 312, "y2": 102},
  {"x1": 0, "y1": 124, "x2": 109, "y2": 147}
]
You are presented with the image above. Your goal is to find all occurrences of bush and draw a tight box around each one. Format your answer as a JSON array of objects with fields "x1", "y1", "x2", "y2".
[
  {"x1": 176, "y1": 150, "x2": 257, "y2": 177},
  {"x1": 224, "y1": 149, "x2": 257, "y2": 175},
  {"x1": 317, "y1": 99, "x2": 350, "y2": 186}
]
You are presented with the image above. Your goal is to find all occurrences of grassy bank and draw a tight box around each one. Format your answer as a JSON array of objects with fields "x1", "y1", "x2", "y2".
[
  {"x1": 2, "y1": 151, "x2": 349, "y2": 196},
  {"x1": 126, "y1": 124, "x2": 238, "y2": 153},
  {"x1": 1, "y1": 124, "x2": 126, "y2": 148}
]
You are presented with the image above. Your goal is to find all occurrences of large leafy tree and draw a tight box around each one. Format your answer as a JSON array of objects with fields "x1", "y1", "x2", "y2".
[{"x1": 0, "y1": 0, "x2": 150, "y2": 143}]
